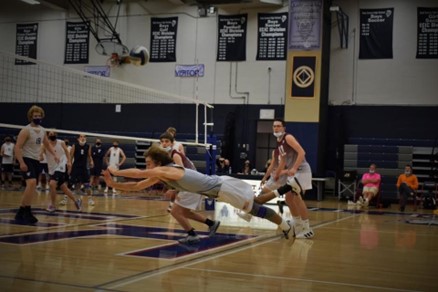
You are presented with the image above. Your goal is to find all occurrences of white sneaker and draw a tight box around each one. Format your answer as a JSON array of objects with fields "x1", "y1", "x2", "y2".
[
  {"x1": 104, "y1": 187, "x2": 108, "y2": 193},
  {"x1": 296, "y1": 227, "x2": 314, "y2": 239},
  {"x1": 46, "y1": 205, "x2": 56, "y2": 213},
  {"x1": 59, "y1": 198, "x2": 68, "y2": 205},
  {"x1": 237, "y1": 212, "x2": 253, "y2": 222},
  {"x1": 287, "y1": 176, "x2": 303, "y2": 195},
  {"x1": 88, "y1": 198, "x2": 95, "y2": 206},
  {"x1": 347, "y1": 200, "x2": 356, "y2": 205}
]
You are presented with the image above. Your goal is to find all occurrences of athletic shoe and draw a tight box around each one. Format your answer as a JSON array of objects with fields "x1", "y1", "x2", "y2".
[
  {"x1": 104, "y1": 187, "x2": 109, "y2": 193},
  {"x1": 237, "y1": 212, "x2": 252, "y2": 222},
  {"x1": 358, "y1": 196, "x2": 365, "y2": 204},
  {"x1": 208, "y1": 220, "x2": 221, "y2": 237},
  {"x1": 75, "y1": 199, "x2": 82, "y2": 211},
  {"x1": 363, "y1": 200, "x2": 369, "y2": 207},
  {"x1": 88, "y1": 198, "x2": 95, "y2": 206},
  {"x1": 178, "y1": 234, "x2": 200, "y2": 244},
  {"x1": 287, "y1": 176, "x2": 303, "y2": 196},
  {"x1": 282, "y1": 220, "x2": 292, "y2": 239},
  {"x1": 46, "y1": 205, "x2": 56, "y2": 213},
  {"x1": 296, "y1": 227, "x2": 314, "y2": 239},
  {"x1": 15, "y1": 206, "x2": 38, "y2": 224},
  {"x1": 59, "y1": 198, "x2": 68, "y2": 205},
  {"x1": 347, "y1": 200, "x2": 356, "y2": 205}
]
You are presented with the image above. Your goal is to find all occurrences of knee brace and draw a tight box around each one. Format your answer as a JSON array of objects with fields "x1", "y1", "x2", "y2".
[
  {"x1": 249, "y1": 203, "x2": 277, "y2": 221},
  {"x1": 274, "y1": 184, "x2": 292, "y2": 197}
]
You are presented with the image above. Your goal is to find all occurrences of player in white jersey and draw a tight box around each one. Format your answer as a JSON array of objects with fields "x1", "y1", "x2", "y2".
[
  {"x1": 160, "y1": 132, "x2": 220, "y2": 244},
  {"x1": 41, "y1": 131, "x2": 82, "y2": 212},
  {"x1": 14, "y1": 105, "x2": 59, "y2": 224},
  {"x1": 166, "y1": 127, "x2": 185, "y2": 155},
  {"x1": 102, "y1": 145, "x2": 294, "y2": 244},
  {"x1": 104, "y1": 140, "x2": 126, "y2": 194},
  {"x1": 1, "y1": 136, "x2": 15, "y2": 188}
]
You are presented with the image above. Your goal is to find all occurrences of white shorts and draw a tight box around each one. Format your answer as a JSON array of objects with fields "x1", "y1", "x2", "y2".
[
  {"x1": 362, "y1": 186, "x2": 379, "y2": 196},
  {"x1": 218, "y1": 176, "x2": 254, "y2": 213},
  {"x1": 264, "y1": 171, "x2": 312, "y2": 193},
  {"x1": 174, "y1": 191, "x2": 203, "y2": 210}
]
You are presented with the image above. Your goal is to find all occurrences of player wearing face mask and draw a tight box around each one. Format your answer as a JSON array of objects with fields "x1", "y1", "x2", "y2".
[
  {"x1": 14, "y1": 105, "x2": 59, "y2": 224},
  {"x1": 159, "y1": 132, "x2": 220, "y2": 243},
  {"x1": 69, "y1": 134, "x2": 94, "y2": 206},
  {"x1": 90, "y1": 138, "x2": 105, "y2": 193},
  {"x1": 104, "y1": 140, "x2": 126, "y2": 194}
]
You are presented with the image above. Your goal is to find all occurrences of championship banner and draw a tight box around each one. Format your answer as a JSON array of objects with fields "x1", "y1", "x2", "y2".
[
  {"x1": 15, "y1": 23, "x2": 38, "y2": 65},
  {"x1": 64, "y1": 21, "x2": 90, "y2": 64},
  {"x1": 175, "y1": 64, "x2": 205, "y2": 77},
  {"x1": 256, "y1": 13, "x2": 287, "y2": 60},
  {"x1": 288, "y1": 0, "x2": 322, "y2": 50},
  {"x1": 359, "y1": 8, "x2": 394, "y2": 59},
  {"x1": 416, "y1": 7, "x2": 438, "y2": 59},
  {"x1": 150, "y1": 17, "x2": 178, "y2": 62},
  {"x1": 291, "y1": 56, "x2": 315, "y2": 98},
  {"x1": 217, "y1": 14, "x2": 247, "y2": 61}
]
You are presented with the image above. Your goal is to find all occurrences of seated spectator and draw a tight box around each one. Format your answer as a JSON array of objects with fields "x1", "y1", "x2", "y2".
[
  {"x1": 358, "y1": 163, "x2": 381, "y2": 207},
  {"x1": 216, "y1": 157, "x2": 229, "y2": 175},
  {"x1": 238, "y1": 160, "x2": 251, "y2": 175},
  {"x1": 396, "y1": 165, "x2": 419, "y2": 212}
]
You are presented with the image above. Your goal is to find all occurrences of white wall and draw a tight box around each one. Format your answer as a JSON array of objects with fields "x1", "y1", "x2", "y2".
[
  {"x1": 329, "y1": 0, "x2": 438, "y2": 106},
  {"x1": 0, "y1": 0, "x2": 437, "y2": 105}
]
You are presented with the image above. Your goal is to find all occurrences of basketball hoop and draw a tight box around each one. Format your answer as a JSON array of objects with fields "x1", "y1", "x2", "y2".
[
  {"x1": 106, "y1": 53, "x2": 121, "y2": 68},
  {"x1": 96, "y1": 40, "x2": 129, "y2": 56}
]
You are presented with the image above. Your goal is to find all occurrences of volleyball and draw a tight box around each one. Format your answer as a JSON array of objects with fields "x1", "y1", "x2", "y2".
[{"x1": 129, "y1": 45, "x2": 149, "y2": 66}]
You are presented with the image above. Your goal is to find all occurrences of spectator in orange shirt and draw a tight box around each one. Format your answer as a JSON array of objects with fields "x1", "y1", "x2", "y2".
[{"x1": 396, "y1": 165, "x2": 419, "y2": 212}]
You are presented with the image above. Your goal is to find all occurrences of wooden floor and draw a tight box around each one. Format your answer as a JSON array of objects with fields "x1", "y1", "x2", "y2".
[{"x1": 0, "y1": 187, "x2": 437, "y2": 292}]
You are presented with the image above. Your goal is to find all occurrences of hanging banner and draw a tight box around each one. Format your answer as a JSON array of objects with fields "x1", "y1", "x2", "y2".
[
  {"x1": 256, "y1": 13, "x2": 288, "y2": 60},
  {"x1": 175, "y1": 64, "x2": 205, "y2": 77},
  {"x1": 217, "y1": 14, "x2": 247, "y2": 61},
  {"x1": 288, "y1": 0, "x2": 322, "y2": 50},
  {"x1": 15, "y1": 23, "x2": 38, "y2": 65},
  {"x1": 291, "y1": 56, "x2": 316, "y2": 98},
  {"x1": 416, "y1": 7, "x2": 438, "y2": 59},
  {"x1": 64, "y1": 21, "x2": 90, "y2": 64},
  {"x1": 150, "y1": 17, "x2": 178, "y2": 62},
  {"x1": 359, "y1": 8, "x2": 394, "y2": 59}
]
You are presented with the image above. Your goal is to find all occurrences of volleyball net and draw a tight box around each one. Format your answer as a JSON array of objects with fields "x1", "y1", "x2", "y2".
[
  {"x1": 0, "y1": 50, "x2": 217, "y2": 173},
  {"x1": 0, "y1": 50, "x2": 214, "y2": 146}
]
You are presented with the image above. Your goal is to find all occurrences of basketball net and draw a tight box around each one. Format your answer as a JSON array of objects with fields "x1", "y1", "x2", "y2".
[{"x1": 106, "y1": 53, "x2": 132, "y2": 68}]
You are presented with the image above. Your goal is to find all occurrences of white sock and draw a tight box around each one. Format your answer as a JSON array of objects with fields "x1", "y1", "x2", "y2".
[
  {"x1": 293, "y1": 216, "x2": 302, "y2": 226},
  {"x1": 302, "y1": 219, "x2": 310, "y2": 229},
  {"x1": 280, "y1": 219, "x2": 290, "y2": 231}
]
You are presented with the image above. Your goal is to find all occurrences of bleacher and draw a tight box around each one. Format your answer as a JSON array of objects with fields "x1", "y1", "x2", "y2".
[{"x1": 343, "y1": 137, "x2": 438, "y2": 203}]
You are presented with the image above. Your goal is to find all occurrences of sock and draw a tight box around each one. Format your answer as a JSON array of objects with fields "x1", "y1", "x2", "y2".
[
  {"x1": 205, "y1": 218, "x2": 214, "y2": 227},
  {"x1": 293, "y1": 216, "x2": 302, "y2": 226},
  {"x1": 280, "y1": 219, "x2": 290, "y2": 231},
  {"x1": 302, "y1": 219, "x2": 310, "y2": 229},
  {"x1": 188, "y1": 228, "x2": 196, "y2": 236}
]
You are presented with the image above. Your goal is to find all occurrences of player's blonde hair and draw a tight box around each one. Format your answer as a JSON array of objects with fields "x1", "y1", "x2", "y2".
[{"x1": 27, "y1": 105, "x2": 45, "y2": 122}]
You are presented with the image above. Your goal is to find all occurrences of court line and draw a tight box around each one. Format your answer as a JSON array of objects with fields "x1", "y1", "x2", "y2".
[
  {"x1": 101, "y1": 212, "x2": 360, "y2": 290},
  {"x1": 182, "y1": 267, "x2": 420, "y2": 292}
]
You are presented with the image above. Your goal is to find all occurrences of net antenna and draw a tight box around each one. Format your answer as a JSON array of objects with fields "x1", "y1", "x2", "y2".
[{"x1": 68, "y1": 0, "x2": 129, "y2": 62}]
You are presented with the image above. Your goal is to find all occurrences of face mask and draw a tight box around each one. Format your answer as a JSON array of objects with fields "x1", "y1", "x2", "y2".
[
  {"x1": 273, "y1": 132, "x2": 283, "y2": 138},
  {"x1": 369, "y1": 169, "x2": 375, "y2": 174},
  {"x1": 113, "y1": 144, "x2": 118, "y2": 148},
  {"x1": 5, "y1": 139, "x2": 11, "y2": 143},
  {"x1": 96, "y1": 143, "x2": 101, "y2": 147},
  {"x1": 64, "y1": 141, "x2": 69, "y2": 146},
  {"x1": 405, "y1": 171, "x2": 411, "y2": 175},
  {"x1": 163, "y1": 146, "x2": 172, "y2": 152},
  {"x1": 48, "y1": 135, "x2": 57, "y2": 141},
  {"x1": 79, "y1": 140, "x2": 86, "y2": 146},
  {"x1": 32, "y1": 118, "x2": 42, "y2": 125}
]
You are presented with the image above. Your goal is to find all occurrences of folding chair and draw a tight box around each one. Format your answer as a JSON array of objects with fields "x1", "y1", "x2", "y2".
[
  {"x1": 414, "y1": 181, "x2": 437, "y2": 211},
  {"x1": 338, "y1": 170, "x2": 357, "y2": 200}
]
